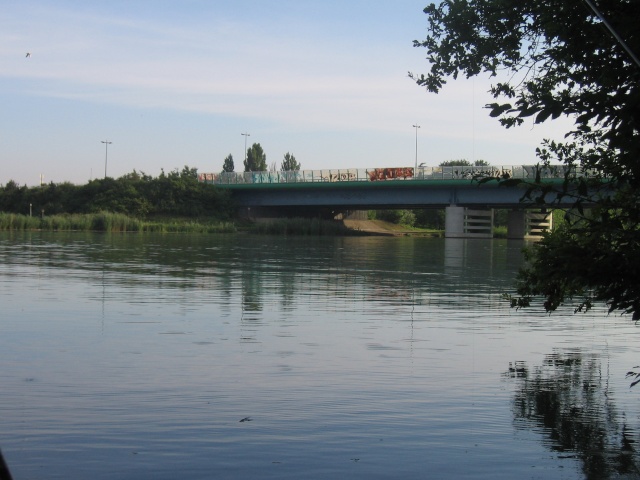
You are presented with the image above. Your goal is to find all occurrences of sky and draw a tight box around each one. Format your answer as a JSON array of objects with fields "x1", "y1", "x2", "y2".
[{"x1": 1, "y1": 0, "x2": 572, "y2": 186}]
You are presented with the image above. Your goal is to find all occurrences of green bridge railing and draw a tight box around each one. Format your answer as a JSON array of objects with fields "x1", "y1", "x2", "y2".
[{"x1": 198, "y1": 164, "x2": 574, "y2": 185}]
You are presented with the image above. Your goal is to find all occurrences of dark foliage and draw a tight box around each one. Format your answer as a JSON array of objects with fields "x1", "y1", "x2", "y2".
[
  {"x1": 244, "y1": 143, "x2": 267, "y2": 172},
  {"x1": 412, "y1": 0, "x2": 640, "y2": 319},
  {"x1": 0, "y1": 166, "x2": 234, "y2": 219},
  {"x1": 281, "y1": 152, "x2": 301, "y2": 171},
  {"x1": 222, "y1": 154, "x2": 234, "y2": 173}
]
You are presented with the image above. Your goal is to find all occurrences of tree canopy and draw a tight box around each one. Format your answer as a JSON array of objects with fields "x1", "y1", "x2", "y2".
[
  {"x1": 439, "y1": 159, "x2": 489, "y2": 167},
  {"x1": 244, "y1": 143, "x2": 267, "y2": 172},
  {"x1": 281, "y1": 152, "x2": 301, "y2": 171},
  {"x1": 412, "y1": 0, "x2": 640, "y2": 318},
  {"x1": 0, "y1": 166, "x2": 233, "y2": 219},
  {"x1": 222, "y1": 154, "x2": 234, "y2": 173}
]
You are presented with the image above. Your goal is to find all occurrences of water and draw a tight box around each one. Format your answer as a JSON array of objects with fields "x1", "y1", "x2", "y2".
[{"x1": 0, "y1": 232, "x2": 639, "y2": 479}]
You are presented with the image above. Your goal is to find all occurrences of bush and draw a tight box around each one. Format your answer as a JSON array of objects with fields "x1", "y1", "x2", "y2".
[{"x1": 0, "y1": 166, "x2": 234, "y2": 220}]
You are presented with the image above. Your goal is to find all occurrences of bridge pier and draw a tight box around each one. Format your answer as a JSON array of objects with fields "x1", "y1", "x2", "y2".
[
  {"x1": 445, "y1": 206, "x2": 493, "y2": 238},
  {"x1": 445, "y1": 206, "x2": 553, "y2": 239},
  {"x1": 507, "y1": 209, "x2": 553, "y2": 240}
]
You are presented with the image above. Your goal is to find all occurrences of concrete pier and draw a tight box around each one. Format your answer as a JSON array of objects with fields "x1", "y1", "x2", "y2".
[
  {"x1": 445, "y1": 206, "x2": 493, "y2": 238},
  {"x1": 507, "y1": 210, "x2": 552, "y2": 240},
  {"x1": 445, "y1": 206, "x2": 552, "y2": 239}
]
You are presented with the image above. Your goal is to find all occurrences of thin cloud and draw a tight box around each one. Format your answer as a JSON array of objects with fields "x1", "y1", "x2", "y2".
[{"x1": 0, "y1": 1, "x2": 574, "y2": 185}]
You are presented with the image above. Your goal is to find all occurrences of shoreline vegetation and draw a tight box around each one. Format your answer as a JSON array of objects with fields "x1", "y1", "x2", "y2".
[
  {"x1": 0, "y1": 212, "x2": 451, "y2": 237},
  {"x1": 0, "y1": 167, "x2": 514, "y2": 238},
  {"x1": 0, "y1": 212, "x2": 237, "y2": 234},
  {"x1": 0, "y1": 169, "x2": 452, "y2": 237}
]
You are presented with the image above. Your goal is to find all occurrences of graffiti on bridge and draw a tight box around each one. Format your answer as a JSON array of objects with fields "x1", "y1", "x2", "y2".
[
  {"x1": 447, "y1": 167, "x2": 513, "y2": 180},
  {"x1": 321, "y1": 171, "x2": 357, "y2": 182},
  {"x1": 367, "y1": 167, "x2": 414, "y2": 181}
]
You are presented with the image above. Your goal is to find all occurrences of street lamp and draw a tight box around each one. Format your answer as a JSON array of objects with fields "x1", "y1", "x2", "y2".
[
  {"x1": 241, "y1": 132, "x2": 250, "y2": 168},
  {"x1": 413, "y1": 124, "x2": 421, "y2": 174},
  {"x1": 101, "y1": 140, "x2": 112, "y2": 178}
]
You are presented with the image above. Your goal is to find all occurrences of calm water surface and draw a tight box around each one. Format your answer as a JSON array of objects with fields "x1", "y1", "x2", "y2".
[{"x1": 0, "y1": 232, "x2": 639, "y2": 479}]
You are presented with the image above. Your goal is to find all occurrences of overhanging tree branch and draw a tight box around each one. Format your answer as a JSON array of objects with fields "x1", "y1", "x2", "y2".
[{"x1": 583, "y1": 0, "x2": 640, "y2": 69}]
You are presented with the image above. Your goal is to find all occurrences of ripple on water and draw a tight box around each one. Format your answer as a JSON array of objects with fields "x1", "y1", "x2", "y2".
[{"x1": 0, "y1": 233, "x2": 635, "y2": 480}]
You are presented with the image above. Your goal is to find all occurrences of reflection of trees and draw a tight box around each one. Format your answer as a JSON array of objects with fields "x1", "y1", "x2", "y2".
[
  {"x1": 10, "y1": 234, "x2": 517, "y2": 314},
  {"x1": 241, "y1": 269, "x2": 262, "y2": 313},
  {"x1": 277, "y1": 268, "x2": 296, "y2": 311},
  {"x1": 508, "y1": 350, "x2": 640, "y2": 479}
]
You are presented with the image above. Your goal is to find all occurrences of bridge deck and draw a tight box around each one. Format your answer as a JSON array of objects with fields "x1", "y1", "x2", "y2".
[
  {"x1": 198, "y1": 165, "x2": 593, "y2": 209},
  {"x1": 199, "y1": 164, "x2": 573, "y2": 187}
]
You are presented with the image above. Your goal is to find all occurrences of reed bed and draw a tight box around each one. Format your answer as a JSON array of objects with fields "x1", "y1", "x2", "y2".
[
  {"x1": 0, "y1": 212, "x2": 236, "y2": 234},
  {"x1": 0, "y1": 213, "x2": 42, "y2": 230}
]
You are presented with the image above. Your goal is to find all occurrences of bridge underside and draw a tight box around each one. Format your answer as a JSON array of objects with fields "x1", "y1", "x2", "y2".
[
  {"x1": 226, "y1": 179, "x2": 574, "y2": 210},
  {"x1": 223, "y1": 180, "x2": 569, "y2": 240}
]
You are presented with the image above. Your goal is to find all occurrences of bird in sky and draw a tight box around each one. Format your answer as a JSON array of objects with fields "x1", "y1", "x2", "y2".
[{"x1": 25, "y1": 52, "x2": 31, "y2": 58}]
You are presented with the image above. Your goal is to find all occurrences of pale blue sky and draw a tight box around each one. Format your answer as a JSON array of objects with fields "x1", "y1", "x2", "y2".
[{"x1": 1, "y1": 1, "x2": 569, "y2": 186}]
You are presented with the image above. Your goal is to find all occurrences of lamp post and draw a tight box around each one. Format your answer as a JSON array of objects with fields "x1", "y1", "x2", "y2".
[
  {"x1": 412, "y1": 124, "x2": 421, "y2": 174},
  {"x1": 241, "y1": 132, "x2": 250, "y2": 169},
  {"x1": 101, "y1": 140, "x2": 112, "y2": 178}
]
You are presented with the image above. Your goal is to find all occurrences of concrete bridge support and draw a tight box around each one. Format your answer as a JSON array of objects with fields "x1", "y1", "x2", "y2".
[
  {"x1": 507, "y1": 210, "x2": 553, "y2": 240},
  {"x1": 445, "y1": 206, "x2": 553, "y2": 239},
  {"x1": 445, "y1": 206, "x2": 494, "y2": 238}
]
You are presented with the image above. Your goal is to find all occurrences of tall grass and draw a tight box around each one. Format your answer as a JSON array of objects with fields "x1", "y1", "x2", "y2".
[
  {"x1": 493, "y1": 225, "x2": 508, "y2": 238},
  {"x1": 0, "y1": 212, "x2": 236, "y2": 234},
  {"x1": 0, "y1": 213, "x2": 42, "y2": 230}
]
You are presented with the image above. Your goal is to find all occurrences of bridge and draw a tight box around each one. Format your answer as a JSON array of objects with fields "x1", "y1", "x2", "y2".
[{"x1": 199, "y1": 164, "x2": 578, "y2": 239}]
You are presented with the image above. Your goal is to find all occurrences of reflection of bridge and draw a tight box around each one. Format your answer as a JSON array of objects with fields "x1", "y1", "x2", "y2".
[{"x1": 199, "y1": 165, "x2": 578, "y2": 240}]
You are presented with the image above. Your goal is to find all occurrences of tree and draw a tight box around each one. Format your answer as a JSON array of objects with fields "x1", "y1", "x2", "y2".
[
  {"x1": 0, "y1": 166, "x2": 233, "y2": 219},
  {"x1": 0, "y1": 180, "x2": 27, "y2": 213},
  {"x1": 244, "y1": 143, "x2": 267, "y2": 172},
  {"x1": 281, "y1": 152, "x2": 301, "y2": 171},
  {"x1": 411, "y1": 0, "x2": 640, "y2": 318},
  {"x1": 439, "y1": 159, "x2": 489, "y2": 167},
  {"x1": 222, "y1": 154, "x2": 234, "y2": 173}
]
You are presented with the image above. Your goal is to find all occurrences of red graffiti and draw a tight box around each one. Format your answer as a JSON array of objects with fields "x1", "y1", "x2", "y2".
[
  {"x1": 198, "y1": 173, "x2": 216, "y2": 182},
  {"x1": 368, "y1": 167, "x2": 414, "y2": 181}
]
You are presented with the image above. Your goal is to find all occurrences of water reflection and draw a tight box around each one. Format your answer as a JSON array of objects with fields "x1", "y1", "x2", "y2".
[
  {"x1": 508, "y1": 350, "x2": 640, "y2": 479},
  {"x1": 0, "y1": 233, "x2": 524, "y2": 316},
  {"x1": 3, "y1": 232, "x2": 639, "y2": 479}
]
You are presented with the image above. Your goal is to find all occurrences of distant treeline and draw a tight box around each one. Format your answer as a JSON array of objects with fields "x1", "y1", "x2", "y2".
[{"x1": 0, "y1": 166, "x2": 234, "y2": 219}]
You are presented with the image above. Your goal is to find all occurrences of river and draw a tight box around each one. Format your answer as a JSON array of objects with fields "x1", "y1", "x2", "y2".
[{"x1": 0, "y1": 232, "x2": 638, "y2": 479}]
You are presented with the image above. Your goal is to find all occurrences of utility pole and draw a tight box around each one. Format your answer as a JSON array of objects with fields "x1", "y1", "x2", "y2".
[
  {"x1": 241, "y1": 132, "x2": 250, "y2": 169},
  {"x1": 101, "y1": 140, "x2": 112, "y2": 178},
  {"x1": 413, "y1": 124, "x2": 421, "y2": 173}
]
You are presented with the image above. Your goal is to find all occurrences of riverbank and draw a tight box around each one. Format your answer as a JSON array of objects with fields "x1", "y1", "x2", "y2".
[{"x1": 343, "y1": 219, "x2": 443, "y2": 237}]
